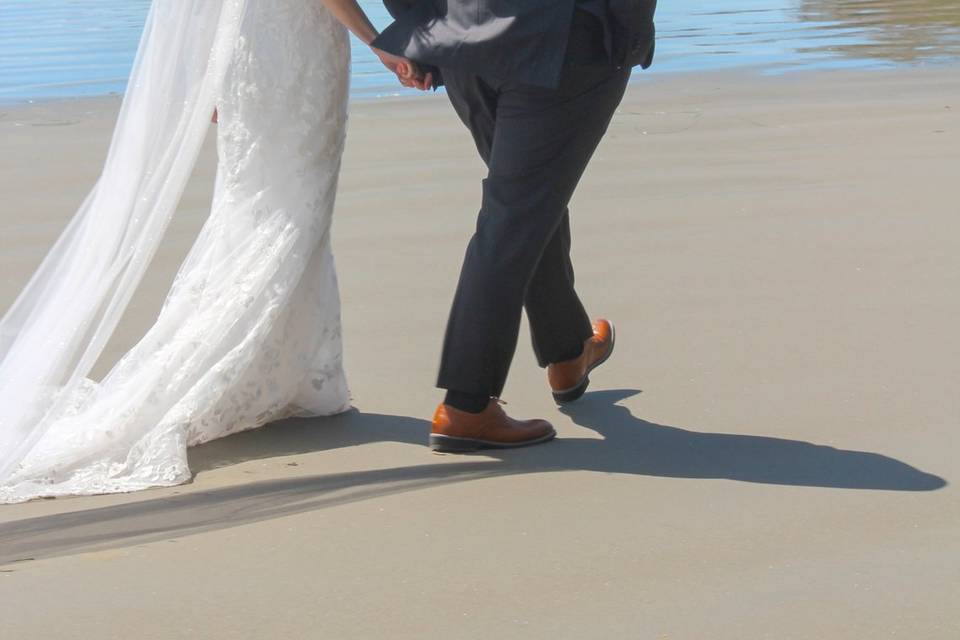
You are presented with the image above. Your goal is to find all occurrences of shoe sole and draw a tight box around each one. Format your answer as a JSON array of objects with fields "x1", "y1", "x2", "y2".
[
  {"x1": 551, "y1": 322, "x2": 616, "y2": 404},
  {"x1": 429, "y1": 429, "x2": 557, "y2": 453}
]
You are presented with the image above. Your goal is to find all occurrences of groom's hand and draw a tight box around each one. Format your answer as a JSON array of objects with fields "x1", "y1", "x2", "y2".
[
  {"x1": 372, "y1": 46, "x2": 433, "y2": 91},
  {"x1": 397, "y1": 65, "x2": 433, "y2": 91}
]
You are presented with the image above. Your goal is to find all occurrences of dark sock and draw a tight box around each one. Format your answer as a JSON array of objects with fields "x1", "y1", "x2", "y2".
[{"x1": 444, "y1": 390, "x2": 490, "y2": 414}]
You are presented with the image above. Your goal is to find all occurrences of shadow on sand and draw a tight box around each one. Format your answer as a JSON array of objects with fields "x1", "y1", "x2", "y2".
[{"x1": 0, "y1": 389, "x2": 946, "y2": 565}]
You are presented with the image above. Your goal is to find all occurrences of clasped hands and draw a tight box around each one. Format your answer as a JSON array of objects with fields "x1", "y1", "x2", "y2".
[{"x1": 372, "y1": 46, "x2": 433, "y2": 90}]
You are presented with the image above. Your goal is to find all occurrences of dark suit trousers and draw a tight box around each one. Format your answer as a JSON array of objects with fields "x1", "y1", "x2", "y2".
[{"x1": 437, "y1": 33, "x2": 631, "y2": 397}]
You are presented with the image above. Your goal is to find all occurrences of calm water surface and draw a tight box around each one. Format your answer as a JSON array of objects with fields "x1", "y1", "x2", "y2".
[{"x1": 0, "y1": 0, "x2": 958, "y2": 103}]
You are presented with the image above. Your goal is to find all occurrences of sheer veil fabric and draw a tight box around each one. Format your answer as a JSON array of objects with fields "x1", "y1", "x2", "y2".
[{"x1": 0, "y1": 0, "x2": 353, "y2": 502}]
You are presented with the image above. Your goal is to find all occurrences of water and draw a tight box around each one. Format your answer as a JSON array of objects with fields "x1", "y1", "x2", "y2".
[
  {"x1": 0, "y1": 0, "x2": 958, "y2": 103},
  {"x1": 655, "y1": 0, "x2": 960, "y2": 73}
]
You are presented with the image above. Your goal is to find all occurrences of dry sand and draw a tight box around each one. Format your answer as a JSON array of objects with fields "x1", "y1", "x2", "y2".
[{"x1": 0, "y1": 67, "x2": 958, "y2": 638}]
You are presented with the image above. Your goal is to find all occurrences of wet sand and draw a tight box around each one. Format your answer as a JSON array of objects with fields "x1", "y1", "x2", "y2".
[{"x1": 1, "y1": 67, "x2": 958, "y2": 638}]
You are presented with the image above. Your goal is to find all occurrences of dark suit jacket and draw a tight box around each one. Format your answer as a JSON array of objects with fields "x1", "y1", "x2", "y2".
[{"x1": 373, "y1": 0, "x2": 657, "y2": 89}]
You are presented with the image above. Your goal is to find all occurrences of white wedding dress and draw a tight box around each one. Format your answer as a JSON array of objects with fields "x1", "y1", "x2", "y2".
[{"x1": 0, "y1": 1, "x2": 352, "y2": 503}]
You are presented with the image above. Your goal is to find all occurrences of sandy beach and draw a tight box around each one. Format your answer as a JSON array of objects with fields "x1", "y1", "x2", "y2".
[{"x1": 1, "y1": 67, "x2": 958, "y2": 638}]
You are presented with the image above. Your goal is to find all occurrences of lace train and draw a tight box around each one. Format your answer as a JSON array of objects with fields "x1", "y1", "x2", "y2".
[{"x1": 0, "y1": 0, "x2": 352, "y2": 502}]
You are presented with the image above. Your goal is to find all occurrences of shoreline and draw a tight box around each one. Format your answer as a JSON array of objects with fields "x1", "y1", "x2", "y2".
[{"x1": 2, "y1": 60, "x2": 958, "y2": 113}]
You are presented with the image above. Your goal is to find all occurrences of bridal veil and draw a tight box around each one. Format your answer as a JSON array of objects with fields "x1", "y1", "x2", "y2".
[{"x1": 0, "y1": 1, "x2": 249, "y2": 499}]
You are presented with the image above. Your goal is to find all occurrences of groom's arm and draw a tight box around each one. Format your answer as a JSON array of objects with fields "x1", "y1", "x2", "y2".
[
  {"x1": 382, "y1": 0, "x2": 419, "y2": 21},
  {"x1": 371, "y1": 0, "x2": 444, "y2": 87}
]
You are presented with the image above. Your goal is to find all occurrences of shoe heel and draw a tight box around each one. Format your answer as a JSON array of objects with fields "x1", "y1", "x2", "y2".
[
  {"x1": 429, "y1": 434, "x2": 481, "y2": 453},
  {"x1": 552, "y1": 376, "x2": 590, "y2": 404}
]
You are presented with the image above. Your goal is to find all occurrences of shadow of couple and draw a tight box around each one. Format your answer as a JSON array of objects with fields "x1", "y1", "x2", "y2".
[{"x1": 0, "y1": 389, "x2": 946, "y2": 565}]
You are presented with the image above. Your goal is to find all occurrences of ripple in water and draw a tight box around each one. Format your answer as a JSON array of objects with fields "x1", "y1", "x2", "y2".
[{"x1": 0, "y1": 0, "x2": 958, "y2": 103}]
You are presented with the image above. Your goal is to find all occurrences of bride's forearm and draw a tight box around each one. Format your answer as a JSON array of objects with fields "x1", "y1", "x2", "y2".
[
  {"x1": 318, "y1": 0, "x2": 379, "y2": 45},
  {"x1": 319, "y1": 0, "x2": 430, "y2": 88}
]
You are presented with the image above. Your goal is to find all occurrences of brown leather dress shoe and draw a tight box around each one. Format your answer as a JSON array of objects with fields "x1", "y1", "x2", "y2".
[
  {"x1": 547, "y1": 319, "x2": 616, "y2": 403},
  {"x1": 430, "y1": 400, "x2": 556, "y2": 453}
]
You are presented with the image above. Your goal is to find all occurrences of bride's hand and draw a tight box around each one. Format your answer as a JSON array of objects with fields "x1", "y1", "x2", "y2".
[{"x1": 371, "y1": 46, "x2": 433, "y2": 91}]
